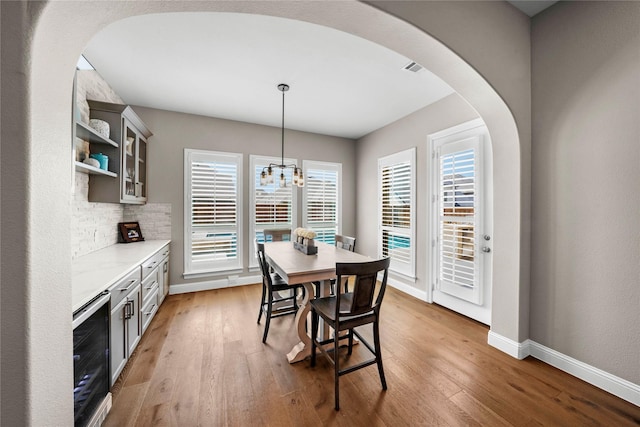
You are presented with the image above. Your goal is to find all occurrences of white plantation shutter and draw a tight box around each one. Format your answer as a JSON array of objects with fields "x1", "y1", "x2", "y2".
[
  {"x1": 249, "y1": 155, "x2": 298, "y2": 267},
  {"x1": 437, "y1": 138, "x2": 482, "y2": 304},
  {"x1": 378, "y1": 148, "x2": 416, "y2": 278},
  {"x1": 184, "y1": 149, "x2": 243, "y2": 275},
  {"x1": 303, "y1": 161, "x2": 341, "y2": 245}
]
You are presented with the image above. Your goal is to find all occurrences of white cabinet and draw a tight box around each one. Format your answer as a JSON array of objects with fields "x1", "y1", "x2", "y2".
[
  {"x1": 158, "y1": 246, "x2": 170, "y2": 305},
  {"x1": 140, "y1": 265, "x2": 159, "y2": 334},
  {"x1": 108, "y1": 269, "x2": 141, "y2": 386}
]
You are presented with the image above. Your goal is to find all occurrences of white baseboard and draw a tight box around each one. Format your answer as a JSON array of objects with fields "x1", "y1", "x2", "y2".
[
  {"x1": 170, "y1": 274, "x2": 261, "y2": 295},
  {"x1": 528, "y1": 340, "x2": 640, "y2": 407},
  {"x1": 488, "y1": 331, "x2": 640, "y2": 407},
  {"x1": 386, "y1": 277, "x2": 428, "y2": 302},
  {"x1": 487, "y1": 330, "x2": 530, "y2": 359}
]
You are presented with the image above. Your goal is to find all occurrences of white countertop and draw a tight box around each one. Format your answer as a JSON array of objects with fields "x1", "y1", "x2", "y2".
[{"x1": 72, "y1": 240, "x2": 170, "y2": 312}]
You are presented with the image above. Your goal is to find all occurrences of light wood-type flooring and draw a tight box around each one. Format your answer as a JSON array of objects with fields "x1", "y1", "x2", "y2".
[{"x1": 104, "y1": 284, "x2": 640, "y2": 426}]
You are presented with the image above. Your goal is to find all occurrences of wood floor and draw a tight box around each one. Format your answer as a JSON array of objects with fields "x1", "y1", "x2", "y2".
[{"x1": 104, "y1": 284, "x2": 640, "y2": 426}]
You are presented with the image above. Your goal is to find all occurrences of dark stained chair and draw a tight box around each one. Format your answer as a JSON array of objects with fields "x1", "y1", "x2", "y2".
[
  {"x1": 256, "y1": 240, "x2": 305, "y2": 343},
  {"x1": 332, "y1": 234, "x2": 356, "y2": 294},
  {"x1": 262, "y1": 229, "x2": 291, "y2": 242},
  {"x1": 310, "y1": 257, "x2": 391, "y2": 410}
]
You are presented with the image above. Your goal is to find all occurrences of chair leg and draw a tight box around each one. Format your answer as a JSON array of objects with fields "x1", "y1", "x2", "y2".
[
  {"x1": 310, "y1": 310, "x2": 318, "y2": 367},
  {"x1": 373, "y1": 320, "x2": 387, "y2": 390},
  {"x1": 257, "y1": 284, "x2": 266, "y2": 324},
  {"x1": 347, "y1": 329, "x2": 354, "y2": 355},
  {"x1": 262, "y1": 293, "x2": 273, "y2": 343},
  {"x1": 334, "y1": 329, "x2": 341, "y2": 411}
]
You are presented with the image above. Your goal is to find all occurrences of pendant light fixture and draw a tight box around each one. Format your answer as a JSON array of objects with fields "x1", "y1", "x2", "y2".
[{"x1": 260, "y1": 83, "x2": 304, "y2": 188}]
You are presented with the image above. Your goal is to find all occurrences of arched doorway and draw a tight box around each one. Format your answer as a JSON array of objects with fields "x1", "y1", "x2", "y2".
[{"x1": 7, "y1": 1, "x2": 527, "y2": 424}]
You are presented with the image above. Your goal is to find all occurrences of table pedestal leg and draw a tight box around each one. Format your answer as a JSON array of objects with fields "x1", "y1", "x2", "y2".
[{"x1": 286, "y1": 282, "x2": 314, "y2": 363}]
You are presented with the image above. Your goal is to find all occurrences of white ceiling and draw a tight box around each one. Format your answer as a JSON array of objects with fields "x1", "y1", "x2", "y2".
[{"x1": 83, "y1": 12, "x2": 455, "y2": 140}]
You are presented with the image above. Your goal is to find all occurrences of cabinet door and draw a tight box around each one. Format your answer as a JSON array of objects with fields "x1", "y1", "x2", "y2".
[
  {"x1": 126, "y1": 286, "x2": 141, "y2": 356},
  {"x1": 110, "y1": 298, "x2": 128, "y2": 386},
  {"x1": 122, "y1": 119, "x2": 138, "y2": 203},
  {"x1": 136, "y1": 136, "x2": 147, "y2": 201},
  {"x1": 158, "y1": 257, "x2": 170, "y2": 304}
]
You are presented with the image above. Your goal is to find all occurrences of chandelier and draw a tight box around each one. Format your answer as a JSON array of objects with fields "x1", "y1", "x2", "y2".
[{"x1": 260, "y1": 83, "x2": 304, "y2": 188}]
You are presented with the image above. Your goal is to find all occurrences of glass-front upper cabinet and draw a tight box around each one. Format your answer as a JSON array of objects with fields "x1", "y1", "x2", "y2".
[
  {"x1": 122, "y1": 118, "x2": 148, "y2": 203},
  {"x1": 86, "y1": 100, "x2": 152, "y2": 205}
]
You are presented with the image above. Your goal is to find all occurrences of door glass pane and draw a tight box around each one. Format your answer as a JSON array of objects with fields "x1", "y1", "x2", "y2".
[{"x1": 439, "y1": 147, "x2": 479, "y2": 298}]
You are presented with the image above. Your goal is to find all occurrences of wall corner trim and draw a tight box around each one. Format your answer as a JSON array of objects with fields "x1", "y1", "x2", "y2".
[
  {"x1": 487, "y1": 330, "x2": 531, "y2": 359},
  {"x1": 488, "y1": 331, "x2": 640, "y2": 406}
]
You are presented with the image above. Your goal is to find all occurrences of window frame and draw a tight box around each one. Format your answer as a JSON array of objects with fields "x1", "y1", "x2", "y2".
[
  {"x1": 302, "y1": 160, "x2": 342, "y2": 245},
  {"x1": 183, "y1": 148, "x2": 243, "y2": 277},
  {"x1": 249, "y1": 154, "x2": 299, "y2": 268},
  {"x1": 378, "y1": 147, "x2": 416, "y2": 279}
]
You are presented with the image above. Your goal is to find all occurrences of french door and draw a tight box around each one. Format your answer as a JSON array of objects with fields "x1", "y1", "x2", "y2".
[{"x1": 429, "y1": 120, "x2": 492, "y2": 325}]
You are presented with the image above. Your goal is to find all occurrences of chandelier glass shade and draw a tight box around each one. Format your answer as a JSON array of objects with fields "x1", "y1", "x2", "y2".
[{"x1": 260, "y1": 83, "x2": 304, "y2": 188}]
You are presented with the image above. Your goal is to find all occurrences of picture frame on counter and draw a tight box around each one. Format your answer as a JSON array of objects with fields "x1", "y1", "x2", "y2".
[{"x1": 118, "y1": 222, "x2": 145, "y2": 243}]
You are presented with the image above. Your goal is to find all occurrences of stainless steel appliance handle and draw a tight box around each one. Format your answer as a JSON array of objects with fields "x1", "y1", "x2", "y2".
[{"x1": 72, "y1": 292, "x2": 110, "y2": 329}]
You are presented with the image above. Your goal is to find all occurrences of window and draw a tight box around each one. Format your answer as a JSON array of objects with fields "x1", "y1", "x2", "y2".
[
  {"x1": 378, "y1": 148, "x2": 416, "y2": 278},
  {"x1": 249, "y1": 155, "x2": 298, "y2": 267},
  {"x1": 303, "y1": 161, "x2": 342, "y2": 245},
  {"x1": 184, "y1": 149, "x2": 243, "y2": 276}
]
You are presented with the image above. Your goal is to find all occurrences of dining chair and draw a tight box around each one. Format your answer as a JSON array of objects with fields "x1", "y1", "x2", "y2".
[
  {"x1": 334, "y1": 234, "x2": 356, "y2": 252},
  {"x1": 310, "y1": 257, "x2": 391, "y2": 410},
  {"x1": 262, "y1": 229, "x2": 291, "y2": 242},
  {"x1": 331, "y1": 234, "x2": 356, "y2": 294},
  {"x1": 255, "y1": 240, "x2": 305, "y2": 343}
]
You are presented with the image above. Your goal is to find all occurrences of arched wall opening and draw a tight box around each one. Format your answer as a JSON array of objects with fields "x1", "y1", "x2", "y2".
[{"x1": 8, "y1": 1, "x2": 528, "y2": 424}]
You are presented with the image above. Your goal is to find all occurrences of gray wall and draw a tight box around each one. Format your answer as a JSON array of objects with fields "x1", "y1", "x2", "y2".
[
  {"x1": 355, "y1": 94, "x2": 479, "y2": 291},
  {"x1": 531, "y1": 1, "x2": 640, "y2": 383},
  {"x1": 134, "y1": 106, "x2": 356, "y2": 287}
]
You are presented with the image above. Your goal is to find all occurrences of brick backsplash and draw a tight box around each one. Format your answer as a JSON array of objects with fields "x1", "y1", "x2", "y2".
[
  {"x1": 72, "y1": 172, "x2": 124, "y2": 259},
  {"x1": 123, "y1": 203, "x2": 172, "y2": 241}
]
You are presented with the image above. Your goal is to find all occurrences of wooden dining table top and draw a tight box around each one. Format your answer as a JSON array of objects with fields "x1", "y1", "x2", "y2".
[{"x1": 264, "y1": 241, "x2": 372, "y2": 284}]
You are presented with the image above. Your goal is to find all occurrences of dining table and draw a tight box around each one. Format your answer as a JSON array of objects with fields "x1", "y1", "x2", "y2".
[{"x1": 264, "y1": 240, "x2": 372, "y2": 363}]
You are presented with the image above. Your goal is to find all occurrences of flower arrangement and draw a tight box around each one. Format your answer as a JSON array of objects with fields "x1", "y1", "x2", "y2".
[
  {"x1": 294, "y1": 228, "x2": 317, "y2": 241},
  {"x1": 293, "y1": 228, "x2": 318, "y2": 255}
]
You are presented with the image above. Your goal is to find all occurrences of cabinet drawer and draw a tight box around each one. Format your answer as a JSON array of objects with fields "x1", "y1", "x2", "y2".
[
  {"x1": 141, "y1": 255, "x2": 160, "y2": 279},
  {"x1": 141, "y1": 267, "x2": 159, "y2": 305},
  {"x1": 109, "y1": 268, "x2": 140, "y2": 307},
  {"x1": 141, "y1": 288, "x2": 159, "y2": 334},
  {"x1": 159, "y1": 244, "x2": 170, "y2": 260}
]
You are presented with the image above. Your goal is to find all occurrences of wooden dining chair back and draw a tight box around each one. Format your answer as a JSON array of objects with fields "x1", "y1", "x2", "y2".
[
  {"x1": 310, "y1": 257, "x2": 391, "y2": 410},
  {"x1": 263, "y1": 229, "x2": 291, "y2": 242},
  {"x1": 331, "y1": 235, "x2": 356, "y2": 294},
  {"x1": 255, "y1": 240, "x2": 305, "y2": 343},
  {"x1": 334, "y1": 234, "x2": 356, "y2": 252}
]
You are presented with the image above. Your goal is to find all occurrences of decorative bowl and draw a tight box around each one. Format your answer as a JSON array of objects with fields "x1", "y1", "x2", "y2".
[
  {"x1": 88, "y1": 119, "x2": 110, "y2": 139},
  {"x1": 82, "y1": 157, "x2": 100, "y2": 168}
]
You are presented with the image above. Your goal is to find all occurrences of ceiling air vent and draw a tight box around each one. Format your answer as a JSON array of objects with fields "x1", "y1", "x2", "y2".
[{"x1": 403, "y1": 61, "x2": 424, "y2": 73}]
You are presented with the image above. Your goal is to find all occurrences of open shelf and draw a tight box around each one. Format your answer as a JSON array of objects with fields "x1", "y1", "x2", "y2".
[
  {"x1": 75, "y1": 121, "x2": 118, "y2": 148},
  {"x1": 75, "y1": 161, "x2": 117, "y2": 178}
]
